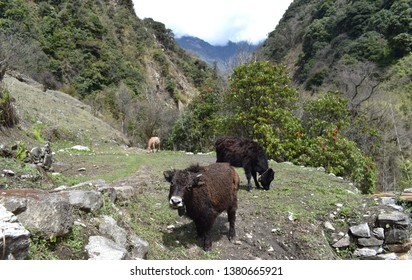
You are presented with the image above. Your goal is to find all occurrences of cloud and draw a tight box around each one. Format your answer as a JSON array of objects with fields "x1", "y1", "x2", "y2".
[{"x1": 132, "y1": 0, "x2": 293, "y2": 46}]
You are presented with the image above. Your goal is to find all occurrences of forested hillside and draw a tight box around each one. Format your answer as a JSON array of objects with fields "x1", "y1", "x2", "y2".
[
  {"x1": 0, "y1": 0, "x2": 221, "y2": 143},
  {"x1": 256, "y1": 0, "x2": 411, "y2": 191}
]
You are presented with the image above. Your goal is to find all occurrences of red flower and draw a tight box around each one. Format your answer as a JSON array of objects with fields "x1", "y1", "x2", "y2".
[
  {"x1": 332, "y1": 130, "x2": 339, "y2": 135},
  {"x1": 333, "y1": 137, "x2": 337, "y2": 141}
]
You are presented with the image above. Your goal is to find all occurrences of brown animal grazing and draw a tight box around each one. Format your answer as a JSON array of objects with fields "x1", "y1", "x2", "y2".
[
  {"x1": 215, "y1": 136, "x2": 275, "y2": 192},
  {"x1": 147, "y1": 136, "x2": 160, "y2": 152},
  {"x1": 164, "y1": 163, "x2": 239, "y2": 251}
]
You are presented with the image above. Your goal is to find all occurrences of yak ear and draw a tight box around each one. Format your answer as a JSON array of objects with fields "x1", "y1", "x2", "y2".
[
  {"x1": 163, "y1": 169, "x2": 175, "y2": 182},
  {"x1": 192, "y1": 174, "x2": 205, "y2": 188}
]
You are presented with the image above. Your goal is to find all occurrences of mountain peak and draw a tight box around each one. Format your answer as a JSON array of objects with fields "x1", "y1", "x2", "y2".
[{"x1": 176, "y1": 36, "x2": 261, "y2": 73}]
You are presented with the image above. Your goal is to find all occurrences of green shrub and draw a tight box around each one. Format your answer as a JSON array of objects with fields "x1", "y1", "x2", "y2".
[
  {"x1": 226, "y1": 62, "x2": 377, "y2": 193},
  {"x1": 15, "y1": 141, "x2": 28, "y2": 162}
]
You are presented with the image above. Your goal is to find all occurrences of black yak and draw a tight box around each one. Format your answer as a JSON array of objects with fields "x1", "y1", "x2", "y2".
[
  {"x1": 215, "y1": 136, "x2": 275, "y2": 191},
  {"x1": 164, "y1": 163, "x2": 239, "y2": 251}
]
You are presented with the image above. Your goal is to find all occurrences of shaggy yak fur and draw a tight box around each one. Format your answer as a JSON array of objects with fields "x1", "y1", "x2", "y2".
[
  {"x1": 215, "y1": 136, "x2": 275, "y2": 191},
  {"x1": 164, "y1": 163, "x2": 239, "y2": 251}
]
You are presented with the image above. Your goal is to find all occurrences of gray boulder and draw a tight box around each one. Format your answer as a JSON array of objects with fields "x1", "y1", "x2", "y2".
[
  {"x1": 378, "y1": 212, "x2": 410, "y2": 228},
  {"x1": 129, "y1": 233, "x2": 149, "y2": 259},
  {"x1": 85, "y1": 236, "x2": 127, "y2": 260},
  {"x1": 0, "y1": 205, "x2": 30, "y2": 260},
  {"x1": 60, "y1": 190, "x2": 102, "y2": 212},
  {"x1": 357, "y1": 236, "x2": 383, "y2": 247},
  {"x1": 350, "y1": 223, "x2": 370, "y2": 238},
  {"x1": 0, "y1": 189, "x2": 73, "y2": 239},
  {"x1": 113, "y1": 185, "x2": 136, "y2": 203},
  {"x1": 99, "y1": 215, "x2": 128, "y2": 248},
  {"x1": 332, "y1": 234, "x2": 350, "y2": 248}
]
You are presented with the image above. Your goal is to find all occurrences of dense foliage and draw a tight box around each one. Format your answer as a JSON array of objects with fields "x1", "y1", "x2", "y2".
[
  {"x1": 0, "y1": 0, "x2": 221, "y2": 145},
  {"x1": 227, "y1": 62, "x2": 377, "y2": 194},
  {"x1": 256, "y1": 0, "x2": 411, "y2": 191}
]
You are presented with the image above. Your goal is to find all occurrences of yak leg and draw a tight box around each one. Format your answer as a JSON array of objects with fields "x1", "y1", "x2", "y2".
[
  {"x1": 195, "y1": 216, "x2": 216, "y2": 251},
  {"x1": 244, "y1": 168, "x2": 253, "y2": 192},
  {"x1": 252, "y1": 169, "x2": 261, "y2": 189},
  {"x1": 227, "y1": 207, "x2": 236, "y2": 240}
]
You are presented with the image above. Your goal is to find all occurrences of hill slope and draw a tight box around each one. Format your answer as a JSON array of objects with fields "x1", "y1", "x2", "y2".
[
  {"x1": 0, "y1": 0, "x2": 222, "y2": 144},
  {"x1": 255, "y1": 0, "x2": 412, "y2": 192},
  {"x1": 0, "y1": 73, "x2": 129, "y2": 147}
]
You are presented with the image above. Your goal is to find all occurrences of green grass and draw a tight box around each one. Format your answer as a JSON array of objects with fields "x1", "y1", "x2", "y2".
[{"x1": 10, "y1": 144, "x2": 373, "y2": 260}]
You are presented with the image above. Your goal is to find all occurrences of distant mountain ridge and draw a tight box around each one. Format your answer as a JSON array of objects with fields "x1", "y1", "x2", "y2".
[{"x1": 176, "y1": 36, "x2": 261, "y2": 73}]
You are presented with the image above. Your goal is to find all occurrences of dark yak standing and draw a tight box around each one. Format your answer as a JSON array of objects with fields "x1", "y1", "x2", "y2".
[
  {"x1": 164, "y1": 163, "x2": 239, "y2": 251},
  {"x1": 215, "y1": 136, "x2": 275, "y2": 191}
]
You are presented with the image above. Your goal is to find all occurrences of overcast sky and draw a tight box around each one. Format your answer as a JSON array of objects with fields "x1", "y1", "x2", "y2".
[{"x1": 132, "y1": 0, "x2": 294, "y2": 46}]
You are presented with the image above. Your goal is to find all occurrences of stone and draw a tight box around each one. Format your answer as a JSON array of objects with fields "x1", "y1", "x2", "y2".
[
  {"x1": 99, "y1": 215, "x2": 128, "y2": 248},
  {"x1": 60, "y1": 190, "x2": 102, "y2": 212},
  {"x1": 70, "y1": 145, "x2": 91, "y2": 152},
  {"x1": 2, "y1": 197, "x2": 27, "y2": 215},
  {"x1": 378, "y1": 212, "x2": 409, "y2": 228},
  {"x1": 375, "y1": 253, "x2": 398, "y2": 260},
  {"x1": 357, "y1": 236, "x2": 383, "y2": 247},
  {"x1": 384, "y1": 242, "x2": 412, "y2": 253},
  {"x1": 113, "y1": 185, "x2": 136, "y2": 202},
  {"x1": 332, "y1": 234, "x2": 350, "y2": 248},
  {"x1": 0, "y1": 144, "x2": 12, "y2": 158},
  {"x1": 0, "y1": 189, "x2": 74, "y2": 239},
  {"x1": 324, "y1": 221, "x2": 335, "y2": 231},
  {"x1": 98, "y1": 186, "x2": 117, "y2": 203},
  {"x1": 129, "y1": 233, "x2": 149, "y2": 259},
  {"x1": 350, "y1": 223, "x2": 370, "y2": 238},
  {"x1": 85, "y1": 236, "x2": 127, "y2": 260},
  {"x1": 372, "y1": 228, "x2": 385, "y2": 240},
  {"x1": 353, "y1": 248, "x2": 378, "y2": 258},
  {"x1": 0, "y1": 205, "x2": 30, "y2": 260},
  {"x1": 381, "y1": 197, "x2": 397, "y2": 205},
  {"x1": 385, "y1": 228, "x2": 410, "y2": 244},
  {"x1": 2, "y1": 170, "x2": 15, "y2": 176}
]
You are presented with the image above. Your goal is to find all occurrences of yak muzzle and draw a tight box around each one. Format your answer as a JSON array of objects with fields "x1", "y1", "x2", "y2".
[{"x1": 169, "y1": 196, "x2": 183, "y2": 208}]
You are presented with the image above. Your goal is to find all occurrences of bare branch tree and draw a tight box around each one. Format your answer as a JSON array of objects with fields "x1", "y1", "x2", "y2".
[{"x1": 335, "y1": 61, "x2": 381, "y2": 117}]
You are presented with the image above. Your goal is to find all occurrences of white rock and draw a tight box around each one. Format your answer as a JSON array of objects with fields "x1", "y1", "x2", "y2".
[{"x1": 324, "y1": 221, "x2": 335, "y2": 231}]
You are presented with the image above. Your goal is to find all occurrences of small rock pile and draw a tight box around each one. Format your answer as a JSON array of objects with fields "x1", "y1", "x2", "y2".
[
  {"x1": 330, "y1": 199, "x2": 411, "y2": 259},
  {"x1": 0, "y1": 141, "x2": 53, "y2": 170},
  {"x1": 29, "y1": 141, "x2": 53, "y2": 170}
]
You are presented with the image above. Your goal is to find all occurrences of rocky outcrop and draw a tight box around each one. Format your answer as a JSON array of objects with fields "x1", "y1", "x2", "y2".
[
  {"x1": 85, "y1": 215, "x2": 149, "y2": 260},
  {"x1": 0, "y1": 205, "x2": 30, "y2": 260},
  {"x1": 0, "y1": 178, "x2": 149, "y2": 260},
  {"x1": 0, "y1": 189, "x2": 74, "y2": 239},
  {"x1": 330, "y1": 195, "x2": 411, "y2": 259}
]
